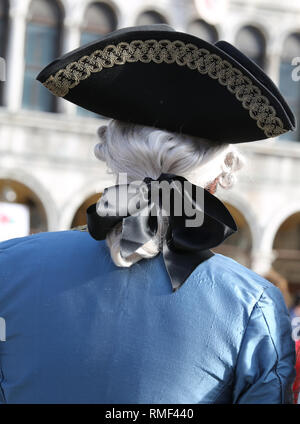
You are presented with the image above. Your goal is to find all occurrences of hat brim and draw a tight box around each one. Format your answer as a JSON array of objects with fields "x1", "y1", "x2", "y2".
[{"x1": 37, "y1": 25, "x2": 296, "y2": 144}]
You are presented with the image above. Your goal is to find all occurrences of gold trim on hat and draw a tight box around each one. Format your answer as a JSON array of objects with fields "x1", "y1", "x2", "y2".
[{"x1": 42, "y1": 39, "x2": 287, "y2": 138}]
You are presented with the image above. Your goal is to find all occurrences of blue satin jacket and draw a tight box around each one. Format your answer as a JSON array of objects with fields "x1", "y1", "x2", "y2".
[{"x1": 0, "y1": 229, "x2": 296, "y2": 404}]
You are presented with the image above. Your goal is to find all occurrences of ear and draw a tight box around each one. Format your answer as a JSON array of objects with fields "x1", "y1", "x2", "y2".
[
  {"x1": 97, "y1": 125, "x2": 107, "y2": 140},
  {"x1": 206, "y1": 177, "x2": 219, "y2": 194},
  {"x1": 223, "y1": 149, "x2": 245, "y2": 172},
  {"x1": 224, "y1": 151, "x2": 235, "y2": 168}
]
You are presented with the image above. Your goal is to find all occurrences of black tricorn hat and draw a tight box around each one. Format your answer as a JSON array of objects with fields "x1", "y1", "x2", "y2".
[{"x1": 37, "y1": 24, "x2": 296, "y2": 144}]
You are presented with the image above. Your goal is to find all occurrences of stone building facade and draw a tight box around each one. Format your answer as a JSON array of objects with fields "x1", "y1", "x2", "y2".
[{"x1": 0, "y1": 0, "x2": 300, "y2": 294}]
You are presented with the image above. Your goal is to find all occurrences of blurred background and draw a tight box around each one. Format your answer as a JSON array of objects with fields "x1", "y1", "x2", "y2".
[{"x1": 0, "y1": 0, "x2": 299, "y2": 311}]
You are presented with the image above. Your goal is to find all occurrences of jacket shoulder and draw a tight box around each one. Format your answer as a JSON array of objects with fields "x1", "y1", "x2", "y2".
[
  {"x1": 0, "y1": 229, "x2": 105, "y2": 262},
  {"x1": 211, "y1": 253, "x2": 274, "y2": 289},
  {"x1": 195, "y1": 253, "x2": 284, "y2": 308}
]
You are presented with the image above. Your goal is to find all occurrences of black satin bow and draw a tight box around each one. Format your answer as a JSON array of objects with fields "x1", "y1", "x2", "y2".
[{"x1": 87, "y1": 173, "x2": 237, "y2": 291}]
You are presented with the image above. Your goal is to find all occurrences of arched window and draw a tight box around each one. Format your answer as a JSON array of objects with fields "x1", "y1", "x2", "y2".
[
  {"x1": 279, "y1": 34, "x2": 300, "y2": 142},
  {"x1": 0, "y1": 1, "x2": 9, "y2": 106},
  {"x1": 22, "y1": 0, "x2": 62, "y2": 112},
  {"x1": 272, "y1": 212, "x2": 300, "y2": 295},
  {"x1": 71, "y1": 193, "x2": 102, "y2": 228},
  {"x1": 81, "y1": 2, "x2": 117, "y2": 45},
  {"x1": 187, "y1": 19, "x2": 218, "y2": 43},
  {"x1": 78, "y1": 2, "x2": 117, "y2": 117},
  {"x1": 136, "y1": 10, "x2": 167, "y2": 26},
  {"x1": 0, "y1": 179, "x2": 48, "y2": 239},
  {"x1": 235, "y1": 25, "x2": 266, "y2": 69},
  {"x1": 0, "y1": 0, "x2": 8, "y2": 58}
]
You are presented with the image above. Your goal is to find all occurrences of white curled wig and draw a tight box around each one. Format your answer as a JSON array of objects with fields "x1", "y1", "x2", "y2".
[{"x1": 94, "y1": 119, "x2": 245, "y2": 267}]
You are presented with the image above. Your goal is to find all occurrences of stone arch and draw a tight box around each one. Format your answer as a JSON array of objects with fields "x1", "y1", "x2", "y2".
[
  {"x1": 59, "y1": 177, "x2": 111, "y2": 229},
  {"x1": 271, "y1": 210, "x2": 300, "y2": 297},
  {"x1": 0, "y1": 168, "x2": 58, "y2": 231},
  {"x1": 275, "y1": 25, "x2": 300, "y2": 53},
  {"x1": 232, "y1": 20, "x2": 270, "y2": 46},
  {"x1": 260, "y1": 202, "x2": 300, "y2": 255},
  {"x1": 217, "y1": 190, "x2": 258, "y2": 247},
  {"x1": 212, "y1": 190, "x2": 256, "y2": 267},
  {"x1": 134, "y1": 6, "x2": 169, "y2": 26},
  {"x1": 187, "y1": 18, "x2": 219, "y2": 43},
  {"x1": 74, "y1": 0, "x2": 120, "y2": 27},
  {"x1": 234, "y1": 24, "x2": 267, "y2": 68}
]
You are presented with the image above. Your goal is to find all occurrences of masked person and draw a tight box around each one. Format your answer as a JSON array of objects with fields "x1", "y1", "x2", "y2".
[{"x1": 0, "y1": 25, "x2": 296, "y2": 404}]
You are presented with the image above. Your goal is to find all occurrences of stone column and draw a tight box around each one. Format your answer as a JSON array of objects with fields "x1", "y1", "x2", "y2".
[
  {"x1": 251, "y1": 248, "x2": 276, "y2": 276},
  {"x1": 267, "y1": 47, "x2": 281, "y2": 85},
  {"x1": 266, "y1": 26, "x2": 283, "y2": 85},
  {"x1": 4, "y1": 0, "x2": 30, "y2": 112},
  {"x1": 167, "y1": 0, "x2": 189, "y2": 31}
]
